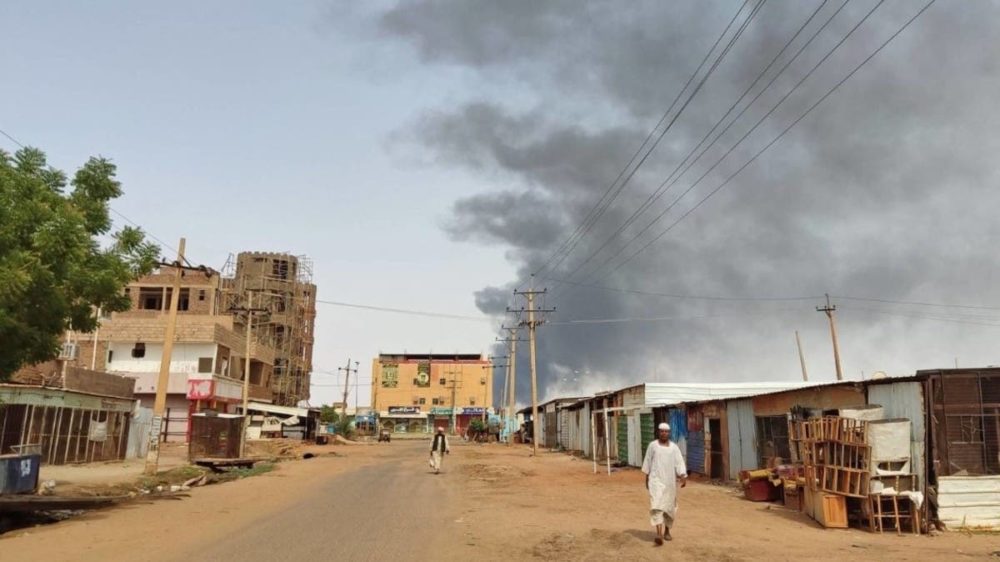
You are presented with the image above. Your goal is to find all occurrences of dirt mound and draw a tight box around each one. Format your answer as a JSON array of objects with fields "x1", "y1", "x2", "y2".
[
  {"x1": 245, "y1": 438, "x2": 306, "y2": 459},
  {"x1": 460, "y1": 463, "x2": 532, "y2": 483}
]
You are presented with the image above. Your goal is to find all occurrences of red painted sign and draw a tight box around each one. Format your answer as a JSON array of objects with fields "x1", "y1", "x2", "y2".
[{"x1": 187, "y1": 379, "x2": 214, "y2": 400}]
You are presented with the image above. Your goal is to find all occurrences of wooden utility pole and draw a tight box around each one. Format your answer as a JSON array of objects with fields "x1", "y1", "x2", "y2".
[
  {"x1": 239, "y1": 292, "x2": 253, "y2": 458},
  {"x1": 338, "y1": 359, "x2": 358, "y2": 416},
  {"x1": 512, "y1": 277, "x2": 555, "y2": 456},
  {"x1": 229, "y1": 291, "x2": 268, "y2": 458},
  {"x1": 795, "y1": 330, "x2": 809, "y2": 382},
  {"x1": 816, "y1": 294, "x2": 843, "y2": 381},
  {"x1": 145, "y1": 238, "x2": 185, "y2": 475}
]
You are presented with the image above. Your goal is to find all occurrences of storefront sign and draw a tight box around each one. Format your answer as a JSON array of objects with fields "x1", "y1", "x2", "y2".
[
  {"x1": 88, "y1": 421, "x2": 108, "y2": 442},
  {"x1": 388, "y1": 406, "x2": 420, "y2": 415},
  {"x1": 461, "y1": 407, "x2": 485, "y2": 416},
  {"x1": 430, "y1": 407, "x2": 453, "y2": 416},
  {"x1": 187, "y1": 379, "x2": 214, "y2": 400}
]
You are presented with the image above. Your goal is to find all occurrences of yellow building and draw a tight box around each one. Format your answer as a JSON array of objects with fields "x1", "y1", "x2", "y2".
[{"x1": 371, "y1": 353, "x2": 492, "y2": 435}]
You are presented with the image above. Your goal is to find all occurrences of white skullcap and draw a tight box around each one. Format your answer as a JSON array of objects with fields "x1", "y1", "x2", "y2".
[
  {"x1": 658, "y1": 423, "x2": 670, "y2": 430},
  {"x1": 436, "y1": 426, "x2": 444, "y2": 432}
]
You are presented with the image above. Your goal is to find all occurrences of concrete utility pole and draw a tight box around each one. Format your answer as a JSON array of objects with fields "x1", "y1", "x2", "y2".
[
  {"x1": 145, "y1": 238, "x2": 185, "y2": 476},
  {"x1": 338, "y1": 359, "x2": 359, "y2": 416},
  {"x1": 445, "y1": 369, "x2": 463, "y2": 435},
  {"x1": 484, "y1": 356, "x2": 507, "y2": 424},
  {"x1": 795, "y1": 330, "x2": 809, "y2": 382},
  {"x1": 816, "y1": 294, "x2": 843, "y2": 381},
  {"x1": 511, "y1": 277, "x2": 555, "y2": 457},
  {"x1": 497, "y1": 325, "x2": 524, "y2": 446}
]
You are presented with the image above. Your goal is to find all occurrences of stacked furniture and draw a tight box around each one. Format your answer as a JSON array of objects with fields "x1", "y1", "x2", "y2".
[{"x1": 790, "y1": 414, "x2": 920, "y2": 534}]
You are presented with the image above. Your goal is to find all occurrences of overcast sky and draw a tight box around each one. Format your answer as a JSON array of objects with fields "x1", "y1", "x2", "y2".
[{"x1": 3, "y1": 1, "x2": 999, "y2": 408}]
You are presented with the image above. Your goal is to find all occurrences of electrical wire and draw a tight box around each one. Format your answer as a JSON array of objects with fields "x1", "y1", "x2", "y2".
[
  {"x1": 315, "y1": 298, "x2": 495, "y2": 322},
  {"x1": 1, "y1": 124, "x2": 185, "y2": 261},
  {"x1": 543, "y1": 277, "x2": 824, "y2": 302},
  {"x1": 834, "y1": 295, "x2": 1000, "y2": 312},
  {"x1": 553, "y1": 0, "x2": 844, "y2": 288},
  {"x1": 549, "y1": 307, "x2": 804, "y2": 325},
  {"x1": 549, "y1": 0, "x2": 769, "y2": 294},
  {"x1": 528, "y1": 0, "x2": 761, "y2": 286},
  {"x1": 839, "y1": 306, "x2": 1000, "y2": 328},
  {"x1": 587, "y1": 0, "x2": 936, "y2": 285},
  {"x1": 0, "y1": 127, "x2": 25, "y2": 148}
]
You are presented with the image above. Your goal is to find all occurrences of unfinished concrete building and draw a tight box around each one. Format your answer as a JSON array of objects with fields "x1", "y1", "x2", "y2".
[{"x1": 222, "y1": 252, "x2": 316, "y2": 407}]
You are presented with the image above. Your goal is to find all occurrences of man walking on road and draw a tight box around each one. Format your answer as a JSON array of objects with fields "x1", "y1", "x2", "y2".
[
  {"x1": 430, "y1": 426, "x2": 450, "y2": 474},
  {"x1": 641, "y1": 422, "x2": 687, "y2": 545}
]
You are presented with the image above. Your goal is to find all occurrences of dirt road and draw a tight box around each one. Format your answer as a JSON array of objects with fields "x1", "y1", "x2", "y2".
[{"x1": 3, "y1": 440, "x2": 997, "y2": 561}]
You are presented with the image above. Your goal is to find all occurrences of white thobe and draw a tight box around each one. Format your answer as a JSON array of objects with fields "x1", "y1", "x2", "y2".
[{"x1": 641, "y1": 440, "x2": 687, "y2": 526}]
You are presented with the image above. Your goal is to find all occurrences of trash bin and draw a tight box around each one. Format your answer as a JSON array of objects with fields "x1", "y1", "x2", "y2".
[{"x1": 0, "y1": 453, "x2": 41, "y2": 495}]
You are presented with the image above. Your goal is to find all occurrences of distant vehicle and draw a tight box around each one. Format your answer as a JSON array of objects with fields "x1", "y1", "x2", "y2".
[{"x1": 378, "y1": 429, "x2": 391, "y2": 443}]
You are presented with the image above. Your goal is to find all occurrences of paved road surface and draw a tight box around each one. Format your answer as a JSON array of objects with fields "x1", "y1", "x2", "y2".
[{"x1": 189, "y1": 441, "x2": 456, "y2": 561}]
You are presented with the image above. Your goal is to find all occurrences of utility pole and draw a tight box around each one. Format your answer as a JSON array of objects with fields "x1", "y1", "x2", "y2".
[
  {"x1": 484, "y1": 356, "x2": 507, "y2": 424},
  {"x1": 445, "y1": 369, "x2": 463, "y2": 435},
  {"x1": 145, "y1": 238, "x2": 185, "y2": 475},
  {"x1": 338, "y1": 359, "x2": 359, "y2": 417},
  {"x1": 230, "y1": 291, "x2": 268, "y2": 458},
  {"x1": 795, "y1": 330, "x2": 809, "y2": 382},
  {"x1": 91, "y1": 307, "x2": 102, "y2": 371},
  {"x1": 816, "y1": 294, "x2": 843, "y2": 381},
  {"x1": 511, "y1": 277, "x2": 555, "y2": 457},
  {"x1": 497, "y1": 325, "x2": 524, "y2": 446}
]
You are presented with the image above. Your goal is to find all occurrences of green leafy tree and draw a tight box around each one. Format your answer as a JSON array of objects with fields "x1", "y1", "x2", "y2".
[
  {"x1": 319, "y1": 405, "x2": 338, "y2": 423},
  {"x1": 333, "y1": 413, "x2": 355, "y2": 439},
  {"x1": 0, "y1": 147, "x2": 160, "y2": 379}
]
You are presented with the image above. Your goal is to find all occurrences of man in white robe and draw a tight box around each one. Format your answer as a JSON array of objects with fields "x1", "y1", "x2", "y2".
[
  {"x1": 641, "y1": 422, "x2": 687, "y2": 544},
  {"x1": 429, "y1": 426, "x2": 450, "y2": 474}
]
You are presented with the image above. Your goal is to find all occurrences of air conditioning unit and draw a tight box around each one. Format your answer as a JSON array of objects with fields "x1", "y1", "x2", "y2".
[{"x1": 59, "y1": 343, "x2": 79, "y2": 360}]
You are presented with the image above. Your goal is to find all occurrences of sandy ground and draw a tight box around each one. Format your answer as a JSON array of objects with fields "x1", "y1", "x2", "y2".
[
  {"x1": 4, "y1": 440, "x2": 998, "y2": 561},
  {"x1": 37, "y1": 442, "x2": 190, "y2": 493},
  {"x1": 450, "y1": 445, "x2": 1000, "y2": 561}
]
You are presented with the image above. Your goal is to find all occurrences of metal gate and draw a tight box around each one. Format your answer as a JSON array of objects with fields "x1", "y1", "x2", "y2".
[{"x1": 726, "y1": 399, "x2": 757, "y2": 479}]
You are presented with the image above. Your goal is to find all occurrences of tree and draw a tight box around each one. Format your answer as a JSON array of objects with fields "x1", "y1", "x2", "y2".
[
  {"x1": 0, "y1": 147, "x2": 160, "y2": 380},
  {"x1": 319, "y1": 405, "x2": 338, "y2": 423}
]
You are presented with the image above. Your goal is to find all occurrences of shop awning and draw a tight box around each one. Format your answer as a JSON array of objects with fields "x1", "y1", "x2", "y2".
[{"x1": 246, "y1": 402, "x2": 308, "y2": 418}]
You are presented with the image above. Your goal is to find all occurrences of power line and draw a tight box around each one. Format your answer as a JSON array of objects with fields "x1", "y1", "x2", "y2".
[
  {"x1": 550, "y1": 277, "x2": 1000, "y2": 311},
  {"x1": 0, "y1": 127, "x2": 25, "y2": 148},
  {"x1": 315, "y1": 298, "x2": 494, "y2": 322},
  {"x1": 549, "y1": 0, "x2": 768, "y2": 292},
  {"x1": 576, "y1": 0, "x2": 882, "y2": 285},
  {"x1": 543, "y1": 277, "x2": 824, "y2": 302},
  {"x1": 549, "y1": 307, "x2": 804, "y2": 325},
  {"x1": 1, "y1": 124, "x2": 184, "y2": 261},
  {"x1": 553, "y1": 0, "x2": 843, "y2": 289},
  {"x1": 530, "y1": 0, "x2": 762, "y2": 285},
  {"x1": 834, "y1": 295, "x2": 1000, "y2": 312},
  {"x1": 109, "y1": 208, "x2": 181, "y2": 258},
  {"x1": 587, "y1": 0, "x2": 936, "y2": 284},
  {"x1": 839, "y1": 306, "x2": 1000, "y2": 328}
]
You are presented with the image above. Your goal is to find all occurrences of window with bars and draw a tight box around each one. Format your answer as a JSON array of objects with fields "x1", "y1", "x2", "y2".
[{"x1": 756, "y1": 415, "x2": 791, "y2": 467}]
